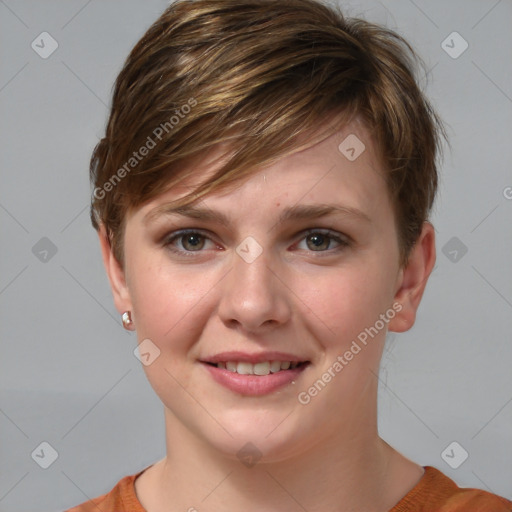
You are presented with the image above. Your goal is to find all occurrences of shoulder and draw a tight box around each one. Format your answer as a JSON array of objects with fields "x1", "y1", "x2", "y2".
[
  {"x1": 391, "y1": 466, "x2": 512, "y2": 511},
  {"x1": 64, "y1": 469, "x2": 147, "y2": 512}
]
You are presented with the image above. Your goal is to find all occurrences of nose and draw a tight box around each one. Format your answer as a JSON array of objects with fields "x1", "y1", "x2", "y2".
[{"x1": 217, "y1": 244, "x2": 292, "y2": 334}]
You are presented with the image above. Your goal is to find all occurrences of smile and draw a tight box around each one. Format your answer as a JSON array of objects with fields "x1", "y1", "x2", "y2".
[
  {"x1": 201, "y1": 361, "x2": 311, "y2": 396},
  {"x1": 207, "y1": 360, "x2": 307, "y2": 375}
]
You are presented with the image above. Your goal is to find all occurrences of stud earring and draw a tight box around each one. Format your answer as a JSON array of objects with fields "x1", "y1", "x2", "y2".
[{"x1": 122, "y1": 311, "x2": 135, "y2": 331}]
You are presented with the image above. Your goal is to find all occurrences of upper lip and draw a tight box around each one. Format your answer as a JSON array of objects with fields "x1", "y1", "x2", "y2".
[{"x1": 200, "y1": 351, "x2": 310, "y2": 364}]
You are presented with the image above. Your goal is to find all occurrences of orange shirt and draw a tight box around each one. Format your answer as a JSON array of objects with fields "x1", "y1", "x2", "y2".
[{"x1": 65, "y1": 465, "x2": 512, "y2": 511}]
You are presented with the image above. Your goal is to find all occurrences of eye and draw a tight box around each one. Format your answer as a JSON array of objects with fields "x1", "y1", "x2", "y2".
[
  {"x1": 295, "y1": 229, "x2": 349, "y2": 253},
  {"x1": 164, "y1": 229, "x2": 216, "y2": 254},
  {"x1": 163, "y1": 228, "x2": 350, "y2": 257}
]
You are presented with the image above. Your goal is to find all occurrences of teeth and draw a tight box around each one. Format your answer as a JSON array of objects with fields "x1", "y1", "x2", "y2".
[
  {"x1": 236, "y1": 362, "x2": 252, "y2": 375},
  {"x1": 269, "y1": 361, "x2": 282, "y2": 373},
  {"x1": 226, "y1": 361, "x2": 237, "y2": 372},
  {"x1": 253, "y1": 362, "x2": 270, "y2": 375},
  {"x1": 216, "y1": 360, "x2": 302, "y2": 375}
]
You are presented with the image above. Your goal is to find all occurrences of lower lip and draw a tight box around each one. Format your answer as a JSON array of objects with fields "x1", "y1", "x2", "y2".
[{"x1": 201, "y1": 362, "x2": 309, "y2": 396}]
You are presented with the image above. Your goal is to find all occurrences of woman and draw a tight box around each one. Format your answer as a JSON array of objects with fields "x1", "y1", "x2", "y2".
[{"x1": 67, "y1": 0, "x2": 512, "y2": 510}]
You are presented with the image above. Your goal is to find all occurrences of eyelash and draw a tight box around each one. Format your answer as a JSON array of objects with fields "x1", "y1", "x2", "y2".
[{"x1": 163, "y1": 228, "x2": 350, "y2": 257}]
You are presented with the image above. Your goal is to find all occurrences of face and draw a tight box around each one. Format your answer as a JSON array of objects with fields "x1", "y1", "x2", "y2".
[{"x1": 101, "y1": 120, "x2": 434, "y2": 462}]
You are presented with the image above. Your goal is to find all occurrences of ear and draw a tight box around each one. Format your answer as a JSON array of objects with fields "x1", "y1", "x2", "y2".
[
  {"x1": 97, "y1": 224, "x2": 133, "y2": 316},
  {"x1": 388, "y1": 222, "x2": 436, "y2": 333}
]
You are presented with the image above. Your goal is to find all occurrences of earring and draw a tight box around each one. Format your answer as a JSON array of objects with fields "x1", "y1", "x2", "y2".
[{"x1": 122, "y1": 311, "x2": 135, "y2": 331}]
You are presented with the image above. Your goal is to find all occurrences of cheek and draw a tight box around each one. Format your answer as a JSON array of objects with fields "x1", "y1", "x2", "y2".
[
  {"x1": 128, "y1": 256, "x2": 216, "y2": 347},
  {"x1": 295, "y1": 261, "x2": 397, "y2": 351},
  {"x1": 128, "y1": 261, "x2": 219, "y2": 396}
]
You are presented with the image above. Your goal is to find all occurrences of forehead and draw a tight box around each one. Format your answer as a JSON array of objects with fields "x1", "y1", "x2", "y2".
[{"x1": 133, "y1": 118, "x2": 388, "y2": 224}]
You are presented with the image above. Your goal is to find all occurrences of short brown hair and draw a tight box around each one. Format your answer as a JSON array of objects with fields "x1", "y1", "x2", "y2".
[{"x1": 90, "y1": 0, "x2": 446, "y2": 267}]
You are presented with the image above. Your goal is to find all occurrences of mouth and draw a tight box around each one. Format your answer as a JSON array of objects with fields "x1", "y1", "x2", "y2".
[
  {"x1": 203, "y1": 360, "x2": 310, "y2": 375},
  {"x1": 199, "y1": 352, "x2": 311, "y2": 396}
]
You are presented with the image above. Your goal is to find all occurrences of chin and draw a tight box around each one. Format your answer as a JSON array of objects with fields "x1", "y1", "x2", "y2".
[{"x1": 197, "y1": 410, "x2": 316, "y2": 465}]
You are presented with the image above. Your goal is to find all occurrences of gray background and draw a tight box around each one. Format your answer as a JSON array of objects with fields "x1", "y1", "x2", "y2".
[{"x1": 1, "y1": 0, "x2": 511, "y2": 510}]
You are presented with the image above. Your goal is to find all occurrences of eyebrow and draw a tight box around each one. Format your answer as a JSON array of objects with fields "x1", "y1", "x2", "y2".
[{"x1": 144, "y1": 202, "x2": 371, "y2": 227}]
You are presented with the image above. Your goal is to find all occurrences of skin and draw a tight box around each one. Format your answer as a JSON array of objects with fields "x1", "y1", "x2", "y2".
[{"x1": 99, "y1": 119, "x2": 436, "y2": 512}]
